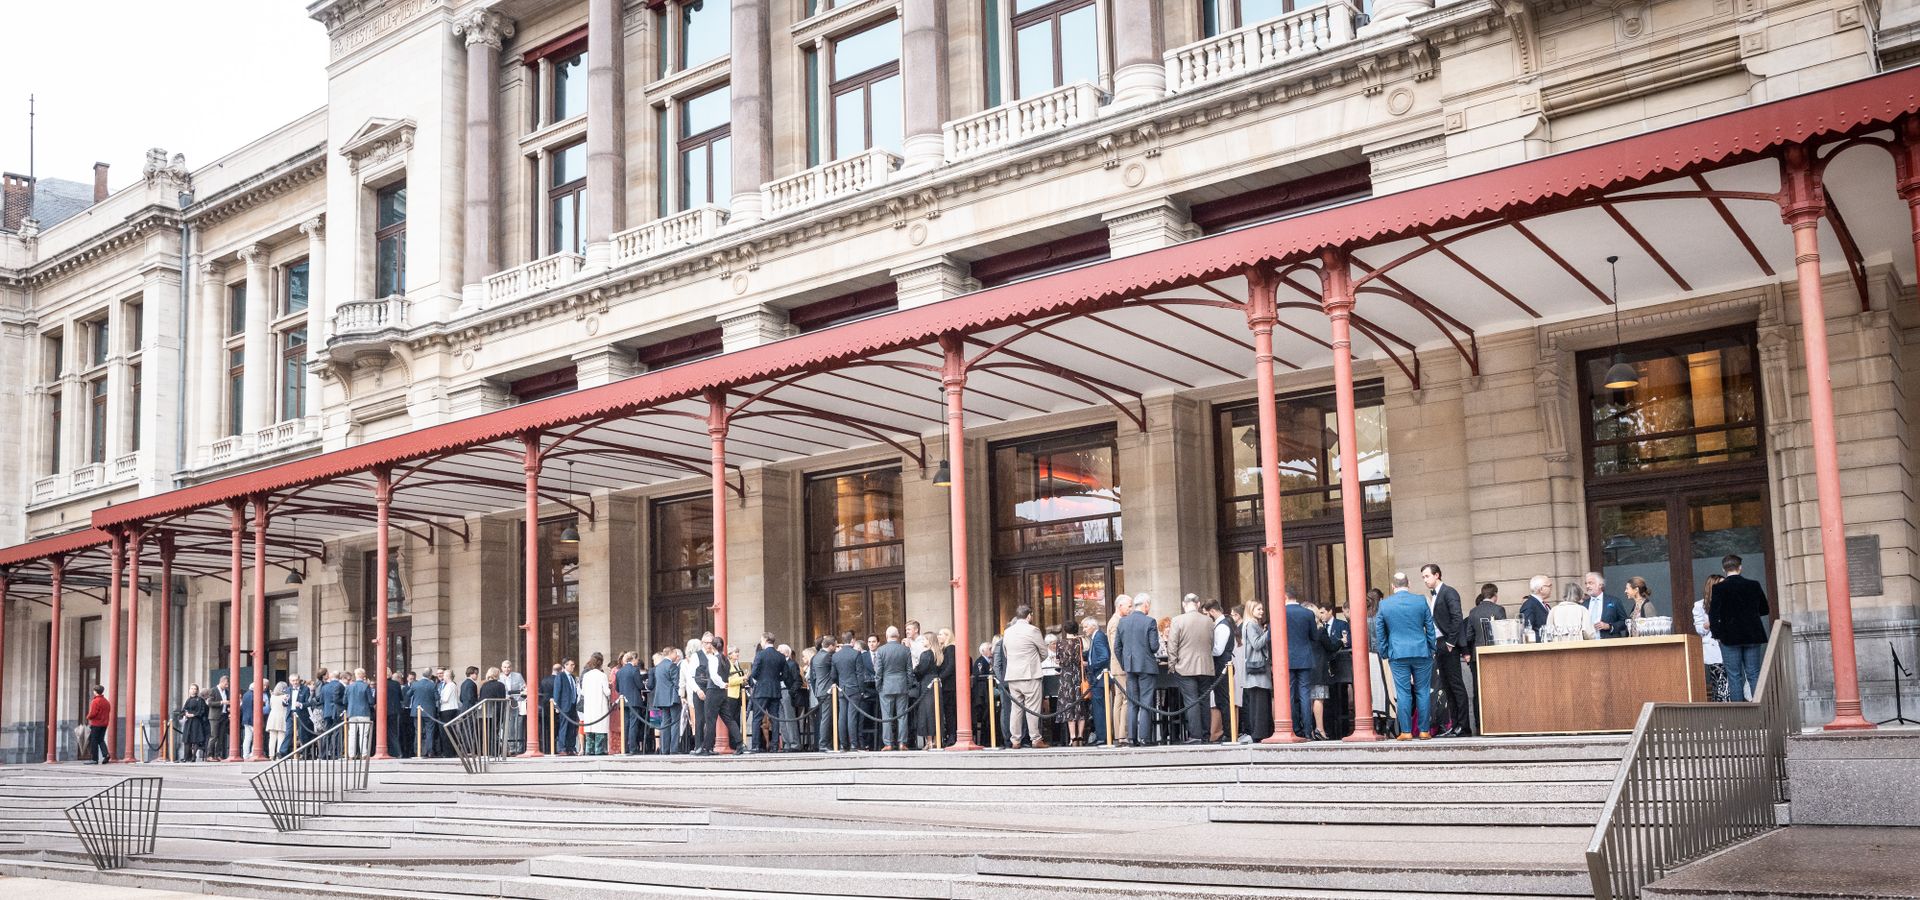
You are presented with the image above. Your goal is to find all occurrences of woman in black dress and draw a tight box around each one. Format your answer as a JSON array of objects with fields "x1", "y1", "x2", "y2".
[
  {"x1": 180, "y1": 685, "x2": 210, "y2": 762},
  {"x1": 910, "y1": 637, "x2": 937, "y2": 748},
  {"x1": 935, "y1": 627, "x2": 958, "y2": 746},
  {"x1": 1056, "y1": 630, "x2": 1088, "y2": 745}
]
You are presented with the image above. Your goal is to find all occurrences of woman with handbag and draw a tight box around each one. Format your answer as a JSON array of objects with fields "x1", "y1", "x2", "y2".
[
  {"x1": 1239, "y1": 600, "x2": 1273, "y2": 742},
  {"x1": 1055, "y1": 628, "x2": 1088, "y2": 746}
]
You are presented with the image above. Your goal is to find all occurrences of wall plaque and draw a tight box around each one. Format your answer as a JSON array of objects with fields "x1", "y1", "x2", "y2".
[{"x1": 1845, "y1": 534, "x2": 1882, "y2": 597}]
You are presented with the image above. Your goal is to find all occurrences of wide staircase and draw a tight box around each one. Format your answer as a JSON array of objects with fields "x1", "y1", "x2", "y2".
[{"x1": 0, "y1": 735, "x2": 1625, "y2": 899}]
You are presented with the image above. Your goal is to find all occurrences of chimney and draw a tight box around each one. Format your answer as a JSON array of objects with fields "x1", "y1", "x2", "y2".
[
  {"x1": 93, "y1": 162, "x2": 110, "y2": 202},
  {"x1": 2, "y1": 173, "x2": 31, "y2": 231}
]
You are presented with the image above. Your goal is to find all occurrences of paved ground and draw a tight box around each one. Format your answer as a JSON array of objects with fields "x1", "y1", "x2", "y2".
[
  {"x1": 1643, "y1": 826, "x2": 1920, "y2": 899},
  {"x1": 0, "y1": 876, "x2": 223, "y2": 898}
]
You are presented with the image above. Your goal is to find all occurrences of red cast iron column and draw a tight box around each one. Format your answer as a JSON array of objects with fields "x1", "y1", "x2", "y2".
[
  {"x1": 250, "y1": 499, "x2": 269, "y2": 760},
  {"x1": 106, "y1": 530, "x2": 125, "y2": 760},
  {"x1": 707, "y1": 391, "x2": 734, "y2": 755},
  {"x1": 45, "y1": 556, "x2": 65, "y2": 763},
  {"x1": 1246, "y1": 270, "x2": 1304, "y2": 744},
  {"x1": 122, "y1": 532, "x2": 143, "y2": 762},
  {"x1": 1896, "y1": 118, "x2": 1920, "y2": 287},
  {"x1": 1781, "y1": 147, "x2": 1873, "y2": 731},
  {"x1": 227, "y1": 501, "x2": 245, "y2": 760},
  {"x1": 942, "y1": 334, "x2": 981, "y2": 751},
  {"x1": 1323, "y1": 249, "x2": 1379, "y2": 742},
  {"x1": 156, "y1": 534, "x2": 174, "y2": 753},
  {"x1": 0, "y1": 572, "x2": 7, "y2": 743},
  {"x1": 520, "y1": 433, "x2": 545, "y2": 756},
  {"x1": 373, "y1": 467, "x2": 393, "y2": 759}
]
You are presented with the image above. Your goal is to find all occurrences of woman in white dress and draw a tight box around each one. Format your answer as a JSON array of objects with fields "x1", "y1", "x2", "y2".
[
  {"x1": 579, "y1": 652, "x2": 611, "y2": 755},
  {"x1": 265, "y1": 682, "x2": 290, "y2": 759}
]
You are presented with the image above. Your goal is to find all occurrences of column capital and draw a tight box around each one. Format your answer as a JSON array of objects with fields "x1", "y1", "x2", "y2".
[
  {"x1": 198, "y1": 259, "x2": 224, "y2": 279},
  {"x1": 298, "y1": 215, "x2": 326, "y2": 241},
  {"x1": 236, "y1": 243, "x2": 268, "y2": 267},
  {"x1": 717, "y1": 304, "x2": 798, "y2": 353},
  {"x1": 452, "y1": 8, "x2": 516, "y2": 50}
]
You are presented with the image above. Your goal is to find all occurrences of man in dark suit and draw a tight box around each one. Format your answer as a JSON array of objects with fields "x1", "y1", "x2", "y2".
[
  {"x1": 831, "y1": 632, "x2": 865, "y2": 752},
  {"x1": 1421, "y1": 564, "x2": 1473, "y2": 737},
  {"x1": 1112, "y1": 601, "x2": 1162, "y2": 747},
  {"x1": 747, "y1": 634, "x2": 787, "y2": 753},
  {"x1": 1582, "y1": 572, "x2": 1630, "y2": 640},
  {"x1": 208, "y1": 675, "x2": 231, "y2": 760},
  {"x1": 808, "y1": 636, "x2": 837, "y2": 751},
  {"x1": 650, "y1": 650, "x2": 682, "y2": 755},
  {"x1": 1084, "y1": 615, "x2": 1111, "y2": 745},
  {"x1": 873, "y1": 627, "x2": 912, "y2": 751},
  {"x1": 1282, "y1": 592, "x2": 1317, "y2": 738},
  {"x1": 385, "y1": 670, "x2": 407, "y2": 758},
  {"x1": 1519, "y1": 575, "x2": 1553, "y2": 643},
  {"x1": 318, "y1": 671, "x2": 346, "y2": 758},
  {"x1": 616, "y1": 652, "x2": 646, "y2": 755},
  {"x1": 407, "y1": 669, "x2": 440, "y2": 757},
  {"x1": 970, "y1": 641, "x2": 996, "y2": 748},
  {"x1": 1708, "y1": 554, "x2": 1771, "y2": 701},
  {"x1": 551, "y1": 659, "x2": 580, "y2": 756},
  {"x1": 778, "y1": 643, "x2": 804, "y2": 752},
  {"x1": 459, "y1": 667, "x2": 481, "y2": 713},
  {"x1": 282, "y1": 675, "x2": 315, "y2": 757},
  {"x1": 858, "y1": 634, "x2": 882, "y2": 750}
]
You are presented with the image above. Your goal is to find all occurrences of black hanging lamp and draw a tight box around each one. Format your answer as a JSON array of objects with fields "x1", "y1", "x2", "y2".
[
  {"x1": 1601, "y1": 255, "x2": 1641, "y2": 390},
  {"x1": 933, "y1": 388, "x2": 953, "y2": 488},
  {"x1": 286, "y1": 515, "x2": 305, "y2": 584},
  {"x1": 559, "y1": 461, "x2": 581, "y2": 543}
]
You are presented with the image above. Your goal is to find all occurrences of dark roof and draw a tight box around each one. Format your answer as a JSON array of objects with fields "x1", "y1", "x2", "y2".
[{"x1": 29, "y1": 178, "x2": 94, "y2": 228}]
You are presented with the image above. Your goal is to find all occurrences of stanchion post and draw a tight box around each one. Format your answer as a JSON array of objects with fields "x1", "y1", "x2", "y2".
[
  {"x1": 740, "y1": 690, "x2": 749, "y2": 752},
  {"x1": 934, "y1": 678, "x2": 943, "y2": 750},
  {"x1": 988, "y1": 676, "x2": 999, "y2": 749},
  {"x1": 831, "y1": 685, "x2": 841, "y2": 753},
  {"x1": 548, "y1": 699, "x2": 557, "y2": 755},
  {"x1": 1103, "y1": 673, "x2": 1114, "y2": 748},
  {"x1": 1228, "y1": 663, "x2": 1239, "y2": 741},
  {"x1": 414, "y1": 707, "x2": 422, "y2": 758}
]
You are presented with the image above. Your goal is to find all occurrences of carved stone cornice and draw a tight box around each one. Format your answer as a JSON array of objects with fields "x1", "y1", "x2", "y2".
[
  {"x1": 4, "y1": 208, "x2": 183, "y2": 290},
  {"x1": 451, "y1": 7, "x2": 514, "y2": 50},
  {"x1": 185, "y1": 145, "x2": 327, "y2": 228},
  {"x1": 340, "y1": 118, "x2": 418, "y2": 176},
  {"x1": 310, "y1": 0, "x2": 449, "y2": 61}
]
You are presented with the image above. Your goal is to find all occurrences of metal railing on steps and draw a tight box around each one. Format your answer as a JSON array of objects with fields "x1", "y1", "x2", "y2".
[
  {"x1": 1585, "y1": 619, "x2": 1797, "y2": 899},
  {"x1": 63, "y1": 776, "x2": 161, "y2": 869},
  {"x1": 247, "y1": 719, "x2": 369, "y2": 831},
  {"x1": 427, "y1": 698, "x2": 512, "y2": 774}
]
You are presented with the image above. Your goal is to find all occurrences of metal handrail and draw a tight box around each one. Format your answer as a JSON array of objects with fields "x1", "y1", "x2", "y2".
[
  {"x1": 429, "y1": 698, "x2": 512, "y2": 774},
  {"x1": 63, "y1": 776, "x2": 162, "y2": 869},
  {"x1": 1586, "y1": 619, "x2": 1797, "y2": 899},
  {"x1": 247, "y1": 719, "x2": 369, "y2": 831}
]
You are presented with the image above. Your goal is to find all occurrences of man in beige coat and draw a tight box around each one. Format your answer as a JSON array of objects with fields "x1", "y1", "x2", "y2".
[
  {"x1": 1166, "y1": 595, "x2": 1216, "y2": 744},
  {"x1": 1001, "y1": 605, "x2": 1049, "y2": 749}
]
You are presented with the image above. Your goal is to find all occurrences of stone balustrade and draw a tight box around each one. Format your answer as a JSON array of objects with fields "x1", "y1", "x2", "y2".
[
  {"x1": 331, "y1": 295, "x2": 409, "y2": 338},
  {"x1": 209, "y1": 436, "x2": 245, "y2": 465},
  {"x1": 32, "y1": 475, "x2": 58, "y2": 505},
  {"x1": 486, "y1": 251, "x2": 585, "y2": 306},
  {"x1": 28, "y1": 455, "x2": 141, "y2": 507},
  {"x1": 1165, "y1": 2, "x2": 1358, "y2": 93},
  {"x1": 764, "y1": 148, "x2": 902, "y2": 217},
  {"x1": 255, "y1": 416, "x2": 319, "y2": 454},
  {"x1": 111, "y1": 452, "x2": 139, "y2": 484},
  {"x1": 945, "y1": 81, "x2": 1103, "y2": 162},
  {"x1": 612, "y1": 205, "x2": 731, "y2": 268}
]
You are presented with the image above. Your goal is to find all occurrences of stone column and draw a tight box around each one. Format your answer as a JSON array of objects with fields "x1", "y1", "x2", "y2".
[
  {"x1": 1117, "y1": 396, "x2": 1215, "y2": 604},
  {"x1": 238, "y1": 244, "x2": 272, "y2": 435},
  {"x1": 196, "y1": 260, "x2": 226, "y2": 458},
  {"x1": 901, "y1": 0, "x2": 951, "y2": 172},
  {"x1": 583, "y1": 0, "x2": 624, "y2": 270},
  {"x1": 103, "y1": 302, "x2": 129, "y2": 462},
  {"x1": 298, "y1": 216, "x2": 327, "y2": 420},
  {"x1": 454, "y1": 9, "x2": 513, "y2": 301},
  {"x1": 1110, "y1": 0, "x2": 1166, "y2": 108},
  {"x1": 730, "y1": 0, "x2": 774, "y2": 224}
]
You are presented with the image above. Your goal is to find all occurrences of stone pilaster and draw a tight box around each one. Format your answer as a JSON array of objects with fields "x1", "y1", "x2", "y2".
[
  {"x1": 1103, "y1": 199, "x2": 1200, "y2": 257},
  {"x1": 725, "y1": 466, "x2": 803, "y2": 646},
  {"x1": 297, "y1": 216, "x2": 327, "y2": 419},
  {"x1": 1110, "y1": 0, "x2": 1166, "y2": 107},
  {"x1": 718, "y1": 304, "x2": 798, "y2": 353},
  {"x1": 238, "y1": 244, "x2": 272, "y2": 435},
  {"x1": 196, "y1": 261, "x2": 227, "y2": 460},
  {"x1": 135, "y1": 268, "x2": 182, "y2": 491},
  {"x1": 1118, "y1": 396, "x2": 1215, "y2": 606},
  {"x1": 1382, "y1": 352, "x2": 1471, "y2": 580},
  {"x1": 583, "y1": 0, "x2": 622, "y2": 269},
  {"x1": 447, "y1": 379, "x2": 513, "y2": 421},
  {"x1": 893, "y1": 256, "x2": 979, "y2": 309},
  {"x1": 453, "y1": 9, "x2": 512, "y2": 302},
  {"x1": 900, "y1": 0, "x2": 951, "y2": 172},
  {"x1": 902, "y1": 456, "x2": 955, "y2": 629},
  {"x1": 572, "y1": 346, "x2": 641, "y2": 387},
  {"x1": 729, "y1": 0, "x2": 774, "y2": 224},
  {"x1": 603, "y1": 495, "x2": 644, "y2": 662}
]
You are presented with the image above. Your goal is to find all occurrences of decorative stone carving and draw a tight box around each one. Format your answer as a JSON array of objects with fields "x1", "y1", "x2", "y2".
[
  {"x1": 451, "y1": 7, "x2": 514, "y2": 49},
  {"x1": 141, "y1": 148, "x2": 190, "y2": 190},
  {"x1": 298, "y1": 215, "x2": 326, "y2": 240},
  {"x1": 236, "y1": 244, "x2": 266, "y2": 266},
  {"x1": 339, "y1": 118, "x2": 418, "y2": 175},
  {"x1": 718, "y1": 305, "x2": 798, "y2": 353},
  {"x1": 892, "y1": 256, "x2": 980, "y2": 309}
]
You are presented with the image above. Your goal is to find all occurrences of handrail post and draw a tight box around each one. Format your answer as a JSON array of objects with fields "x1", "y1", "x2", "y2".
[
  {"x1": 988, "y1": 676, "x2": 999, "y2": 748},
  {"x1": 831, "y1": 685, "x2": 840, "y2": 753},
  {"x1": 1228, "y1": 663, "x2": 1239, "y2": 741},
  {"x1": 1103, "y1": 672, "x2": 1114, "y2": 748}
]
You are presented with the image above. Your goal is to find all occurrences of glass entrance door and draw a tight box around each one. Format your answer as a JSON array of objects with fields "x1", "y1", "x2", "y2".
[
  {"x1": 1225, "y1": 536, "x2": 1392, "y2": 612},
  {"x1": 995, "y1": 559, "x2": 1120, "y2": 632},
  {"x1": 809, "y1": 583, "x2": 904, "y2": 641},
  {"x1": 1591, "y1": 488, "x2": 1771, "y2": 623},
  {"x1": 651, "y1": 600, "x2": 713, "y2": 650}
]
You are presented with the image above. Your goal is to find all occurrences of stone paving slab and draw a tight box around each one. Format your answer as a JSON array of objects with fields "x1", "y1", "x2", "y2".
[
  {"x1": 0, "y1": 876, "x2": 226, "y2": 899},
  {"x1": 1643, "y1": 826, "x2": 1920, "y2": 899}
]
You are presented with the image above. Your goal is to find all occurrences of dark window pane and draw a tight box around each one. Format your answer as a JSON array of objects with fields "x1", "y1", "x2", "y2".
[
  {"x1": 550, "y1": 194, "x2": 580, "y2": 254},
  {"x1": 376, "y1": 185, "x2": 407, "y2": 229},
  {"x1": 1585, "y1": 335, "x2": 1760, "y2": 477},
  {"x1": 552, "y1": 141, "x2": 587, "y2": 186},
  {"x1": 805, "y1": 468, "x2": 904, "y2": 576},
  {"x1": 651, "y1": 496, "x2": 715, "y2": 595},
  {"x1": 228, "y1": 285, "x2": 246, "y2": 335},
  {"x1": 680, "y1": 0, "x2": 730, "y2": 69},
  {"x1": 375, "y1": 235, "x2": 405, "y2": 296},
  {"x1": 285, "y1": 261, "x2": 309, "y2": 314},
  {"x1": 992, "y1": 431, "x2": 1122, "y2": 555},
  {"x1": 552, "y1": 51, "x2": 587, "y2": 120}
]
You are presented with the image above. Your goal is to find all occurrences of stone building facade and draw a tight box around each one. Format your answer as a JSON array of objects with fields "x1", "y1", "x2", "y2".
[{"x1": 1, "y1": 0, "x2": 1915, "y2": 758}]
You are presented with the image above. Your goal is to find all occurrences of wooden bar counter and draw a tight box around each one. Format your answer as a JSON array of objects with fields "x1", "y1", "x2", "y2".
[{"x1": 1475, "y1": 634, "x2": 1707, "y2": 736}]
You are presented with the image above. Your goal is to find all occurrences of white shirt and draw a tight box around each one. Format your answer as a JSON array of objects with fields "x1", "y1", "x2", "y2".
[
  {"x1": 437, "y1": 679, "x2": 459, "y2": 712},
  {"x1": 680, "y1": 654, "x2": 702, "y2": 697},
  {"x1": 1211, "y1": 616, "x2": 1232, "y2": 657},
  {"x1": 1587, "y1": 594, "x2": 1606, "y2": 625}
]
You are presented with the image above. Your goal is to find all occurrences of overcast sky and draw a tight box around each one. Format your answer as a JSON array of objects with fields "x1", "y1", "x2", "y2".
[{"x1": 0, "y1": 2, "x2": 328, "y2": 190}]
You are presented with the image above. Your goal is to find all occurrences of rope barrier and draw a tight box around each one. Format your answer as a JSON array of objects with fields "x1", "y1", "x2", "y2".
[{"x1": 1109, "y1": 666, "x2": 1234, "y2": 719}]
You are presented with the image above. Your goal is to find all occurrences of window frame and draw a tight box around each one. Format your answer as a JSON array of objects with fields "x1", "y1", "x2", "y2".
[
  {"x1": 1212, "y1": 383, "x2": 1392, "y2": 541},
  {"x1": 1009, "y1": 0, "x2": 1097, "y2": 99},
  {"x1": 228, "y1": 283, "x2": 248, "y2": 336},
  {"x1": 128, "y1": 362, "x2": 142, "y2": 453},
  {"x1": 545, "y1": 139, "x2": 589, "y2": 255},
  {"x1": 374, "y1": 181, "x2": 408, "y2": 298},
  {"x1": 676, "y1": 84, "x2": 732, "y2": 212},
  {"x1": 226, "y1": 347, "x2": 246, "y2": 437},
  {"x1": 47, "y1": 387, "x2": 63, "y2": 476},
  {"x1": 650, "y1": 494, "x2": 716, "y2": 601},
  {"x1": 280, "y1": 327, "x2": 308, "y2": 422},
  {"x1": 827, "y1": 17, "x2": 903, "y2": 160},
  {"x1": 988, "y1": 426, "x2": 1123, "y2": 560},
  {"x1": 1577, "y1": 326, "x2": 1767, "y2": 491},
  {"x1": 282, "y1": 259, "x2": 310, "y2": 316},
  {"x1": 87, "y1": 376, "x2": 109, "y2": 465}
]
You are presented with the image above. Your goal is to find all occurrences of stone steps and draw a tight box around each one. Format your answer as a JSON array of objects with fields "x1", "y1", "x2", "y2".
[
  {"x1": 1208, "y1": 801, "x2": 1601, "y2": 826},
  {"x1": 832, "y1": 780, "x2": 1610, "y2": 805}
]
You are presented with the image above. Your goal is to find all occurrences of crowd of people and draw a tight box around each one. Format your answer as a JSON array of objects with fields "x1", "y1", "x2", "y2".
[{"x1": 149, "y1": 555, "x2": 1771, "y2": 760}]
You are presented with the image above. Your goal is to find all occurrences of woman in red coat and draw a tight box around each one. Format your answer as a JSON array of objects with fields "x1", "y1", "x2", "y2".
[{"x1": 85, "y1": 685, "x2": 112, "y2": 764}]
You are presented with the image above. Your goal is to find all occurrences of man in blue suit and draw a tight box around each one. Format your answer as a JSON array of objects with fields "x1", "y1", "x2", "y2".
[
  {"x1": 550, "y1": 658, "x2": 580, "y2": 755},
  {"x1": 1581, "y1": 572, "x2": 1630, "y2": 639},
  {"x1": 748, "y1": 634, "x2": 789, "y2": 752},
  {"x1": 406, "y1": 669, "x2": 440, "y2": 757},
  {"x1": 1112, "y1": 599, "x2": 1162, "y2": 747},
  {"x1": 650, "y1": 650, "x2": 682, "y2": 755},
  {"x1": 282, "y1": 674, "x2": 315, "y2": 757},
  {"x1": 616, "y1": 652, "x2": 646, "y2": 755},
  {"x1": 1377, "y1": 572, "x2": 1437, "y2": 740},
  {"x1": 1083, "y1": 613, "x2": 1112, "y2": 745},
  {"x1": 344, "y1": 668, "x2": 376, "y2": 758},
  {"x1": 319, "y1": 670, "x2": 347, "y2": 757},
  {"x1": 1282, "y1": 592, "x2": 1317, "y2": 738},
  {"x1": 831, "y1": 632, "x2": 865, "y2": 752}
]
